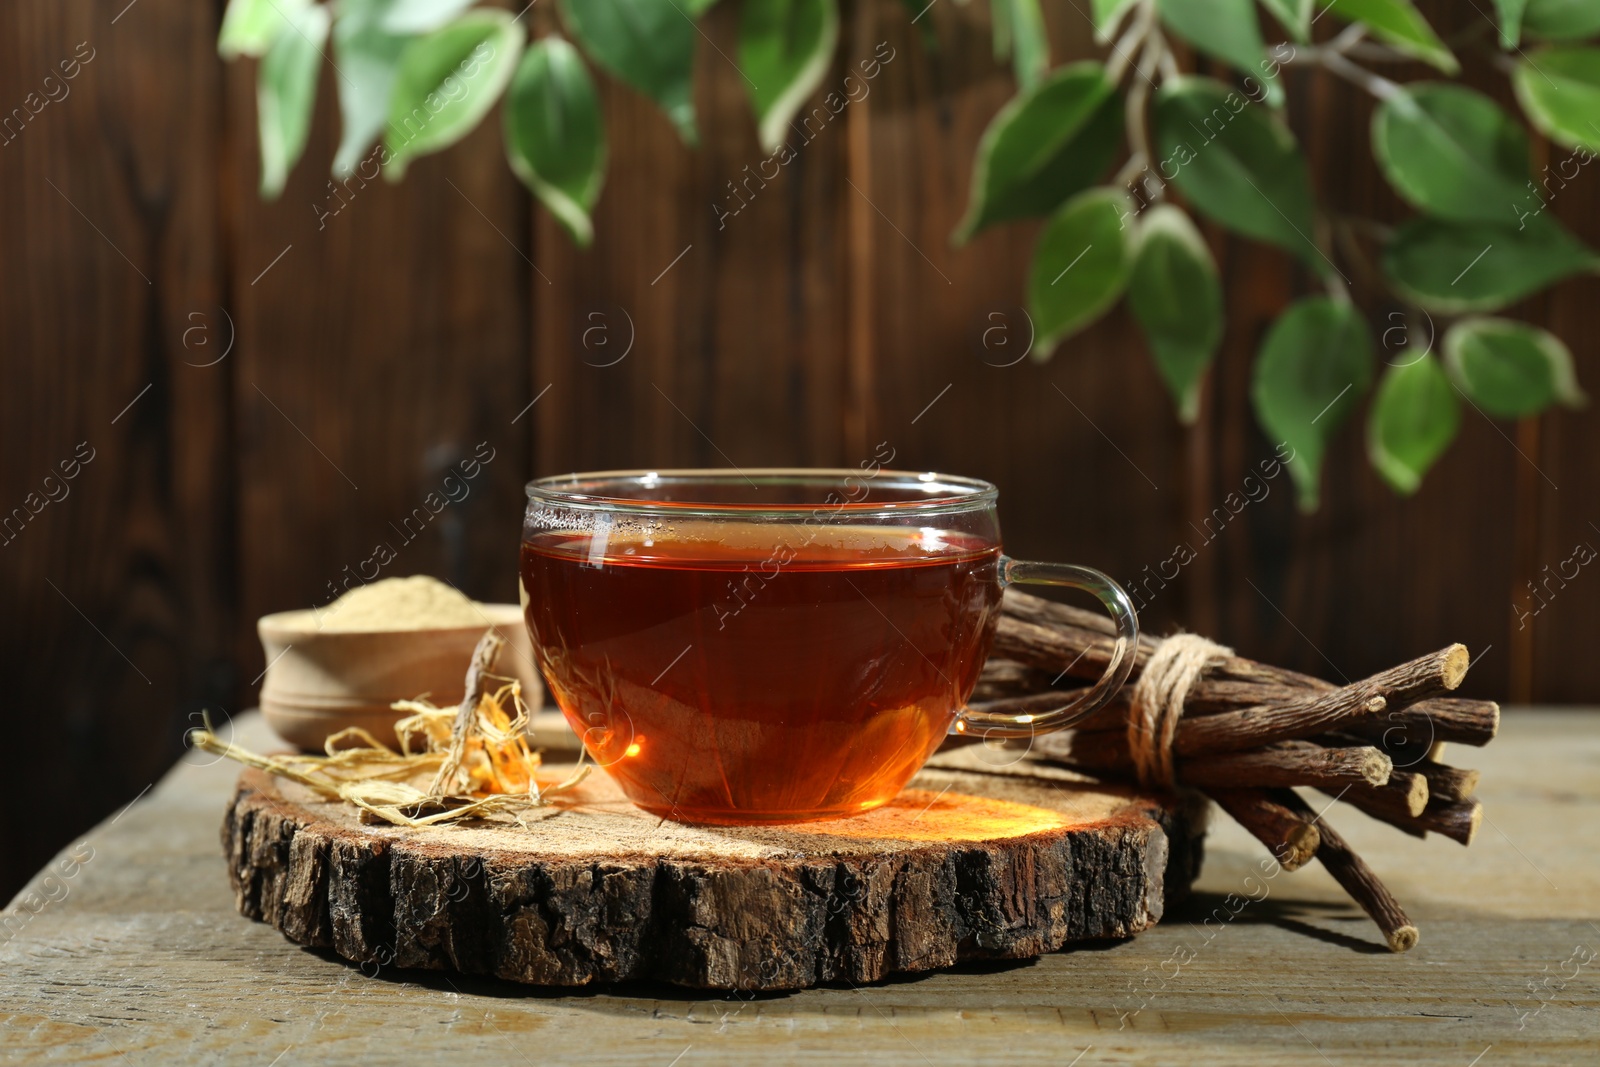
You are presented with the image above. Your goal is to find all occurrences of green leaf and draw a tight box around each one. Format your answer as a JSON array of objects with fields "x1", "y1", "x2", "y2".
[
  {"x1": 1371, "y1": 83, "x2": 1532, "y2": 223},
  {"x1": 955, "y1": 62, "x2": 1122, "y2": 242},
  {"x1": 505, "y1": 35, "x2": 606, "y2": 247},
  {"x1": 1495, "y1": 0, "x2": 1529, "y2": 47},
  {"x1": 1127, "y1": 205, "x2": 1223, "y2": 423},
  {"x1": 685, "y1": 0, "x2": 723, "y2": 13},
  {"x1": 1318, "y1": 0, "x2": 1458, "y2": 73},
  {"x1": 258, "y1": 3, "x2": 330, "y2": 198},
  {"x1": 738, "y1": 0, "x2": 840, "y2": 154},
  {"x1": 1259, "y1": 0, "x2": 1314, "y2": 42},
  {"x1": 1523, "y1": 0, "x2": 1600, "y2": 40},
  {"x1": 1003, "y1": 0, "x2": 1049, "y2": 88},
  {"x1": 1093, "y1": 0, "x2": 1139, "y2": 42},
  {"x1": 384, "y1": 11, "x2": 525, "y2": 178},
  {"x1": 1367, "y1": 354, "x2": 1460, "y2": 493},
  {"x1": 1157, "y1": 0, "x2": 1281, "y2": 105},
  {"x1": 220, "y1": 0, "x2": 312, "y2": 58},
  {"x1": 1027, "y1": 187, "x2": 1135, "y2": 359},
  {"x1": 1251, "y1": 297, "x2": 1374, "y2": 510},
  {"x1": 331, "y1": 3, "x2": 409, "y2": 177},
  {"x1": 1384, "y1": 215, "x2": 1599, "y2": 313},
  {"x1": 1443, "y1": 317, "x2": 1587, "y2": 418},
  {"x1": 378, "y1": 0, "x2": 476, "y2": 34},
  {"x1": 1513, "y1": 47, "x2": 1600, "y2": 151},
  {"x1": 1152, "y1": 76, "x2": 1324, "y2": 273},
  {"x1": 560, "y1": 0, "x2": 699, "y2": 145}
]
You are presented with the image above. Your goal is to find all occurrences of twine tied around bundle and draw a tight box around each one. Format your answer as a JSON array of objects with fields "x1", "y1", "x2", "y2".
[{"x1": 1125, "y1": 632, "x2": 1233, "y2": 790}]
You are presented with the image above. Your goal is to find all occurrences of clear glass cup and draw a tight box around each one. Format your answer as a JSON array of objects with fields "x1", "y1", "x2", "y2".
[{"x1": 521, "y1": 468, "x2": 1137, "y2": 824}]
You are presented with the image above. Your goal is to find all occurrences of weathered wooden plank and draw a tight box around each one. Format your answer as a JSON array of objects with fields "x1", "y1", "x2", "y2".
[
  {"x1": 6, "y1": 0, "x2": 1600, "y2": 938},
  {"x1": 0, "y1": 0, "x2": 231, "y2": 903},
  {"x1": 849, "y1": 1, "x2": 1190, "y2": 643},
  {"x1": 531, "y1": 2, "x2": 849, "y2": 478},
  {"x1": 1527, "y1": 119, "x2": 1600, "y2": 703},
  {"x1": 224, "y1": 28, "x2": 533, "y2": 627},
  {"x1": 1195, "y1": 26, "x2": 1521, "y2": 699},
  {"x1": 4, "y1": 710, "x2": 1597, "y2": 1065}
]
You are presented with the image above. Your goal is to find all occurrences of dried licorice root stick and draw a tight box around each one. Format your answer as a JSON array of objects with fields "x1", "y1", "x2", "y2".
[
  {"x1": 1330, "y1": 771, "x2": 1430, "y2": 820},
  {"x1": 994, "y1": 592, "x2": 1500, "y2": 731},
  {"x1": 1316, "y1": 785, "x2": 1484, "y2": 846},
  {"x1": 998, "y1": 589, "x2": 1327, "y2": 691},
  {"x1": 991, "y1": 602, "x2": 1473, "y2": 747},
  {"x1": 1207, "y1": 788, "x2": 1321, "y2": 871},
  {"x1": 1031, "y1": 732, "x2": 1395, "y2": 793},
  {"x1": 1273, "y1": 788, "x2": 1419, "y2": 952},
  {"x1": 1174, "y1": 645, "x2": 1468, "y2": 757},
  {"x1": 426, "y1": 628, "x2": 505, "y2": 796},
  {"x1": 1413, "y1": 759, "x2": 1481, "y2": 802},
  {"x1": 1180, "y1": 743, "x2": 1392, "y2": 791},
  {"x1": 1336, "y1": 698, "x2": 1501, "y2": 748}
]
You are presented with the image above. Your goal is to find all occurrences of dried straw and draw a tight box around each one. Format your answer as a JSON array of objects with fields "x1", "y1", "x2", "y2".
[{"x1": 188, "y1": 630, "x2": 589, "y2": 829}]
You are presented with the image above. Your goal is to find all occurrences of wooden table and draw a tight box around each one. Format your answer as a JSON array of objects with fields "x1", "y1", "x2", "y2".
[{"x1": 4, "y1": 710, "x2": 1598, "y2": 1065}]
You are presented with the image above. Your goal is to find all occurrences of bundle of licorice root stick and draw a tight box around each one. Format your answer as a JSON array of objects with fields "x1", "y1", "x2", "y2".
[{"x1": 975, "y1": 590, "x2": 1498, "y2": 951}]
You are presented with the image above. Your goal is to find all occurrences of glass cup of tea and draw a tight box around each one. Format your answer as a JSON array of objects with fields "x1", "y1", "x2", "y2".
[{"x1": 521, "y1": 468, "x2": 1137, "y2": 824}]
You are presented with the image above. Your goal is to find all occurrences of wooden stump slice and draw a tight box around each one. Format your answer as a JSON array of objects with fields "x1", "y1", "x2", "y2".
[{"x1": 222, "y1": 749, "x2": 1207, "y2": 991}]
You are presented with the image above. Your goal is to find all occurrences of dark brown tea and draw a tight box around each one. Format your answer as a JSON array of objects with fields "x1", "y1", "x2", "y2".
[{"x1": 521, "y1": 523, "x2": 1003, "y2": 823}]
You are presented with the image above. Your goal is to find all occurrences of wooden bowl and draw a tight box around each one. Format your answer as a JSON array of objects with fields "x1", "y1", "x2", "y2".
[{"x1": 257, "y1": 603, "x2": 545, "y2": 752}]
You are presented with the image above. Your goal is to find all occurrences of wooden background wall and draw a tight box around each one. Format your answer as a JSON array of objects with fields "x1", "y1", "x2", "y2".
[{"x1": 2, "y1": 0, "x2": 1594, "y2": 900}]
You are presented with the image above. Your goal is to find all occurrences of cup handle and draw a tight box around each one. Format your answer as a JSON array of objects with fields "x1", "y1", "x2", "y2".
[{"x1": 954, "y1": 558, "x2": 1140, "y2": 739}]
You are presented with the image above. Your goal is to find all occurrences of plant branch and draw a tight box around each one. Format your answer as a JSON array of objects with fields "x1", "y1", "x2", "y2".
[
  {"x1": 1276, "y1": 26, "x2": 1407, "y2": 99},
  {"x1": 1328, "y1": 23, "x2": 1368, "y2": 53},
  {"x1": 1106, "y1": 0, "x2": 1157, "y2": 85},
  {"x1": 1322, "y1": 265, "x2": 1351, "y2": 303},
  {"x1": 1342, "y1": 42, "x2": 1424, "y2": 63},
  {"x1": 1444, "y1": 18, "x2": 1495, "y2": 49},
  {"x1": 1318, "y1": 50, "x2": 1405, "y2": 101},
  {"x1": 1096, "y1": 0, "x2": 1143, "y2": 45},
  {"x1": 1315, "y1": 211, "x2": 1351, "y2": 304},
  {"x1": 1117, "y1": 15, "x2": 1169, "y2": 206},
  {"x1": 1152, "y1": 25, "x2": 1179, "y2": 81},
  {"x1": 1114, "y1": 150, "x2": 1150, "y2": 187},
  {"x1": 1487, "y1": 51, "x2": 1520, "y2": 76},
  {"x1": 1332, "y1": 217, "x2": 1384, "y2": 293},
  {"x1": 1334, "y1": 216, "x2": 1454, "y2": 333},
  {"x1": 1122, "y1": 81, "x2": 1156, "y2": 200},
  {"x1": 1337, "y1": 214, "x2": 1395, "y2": 243}
]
